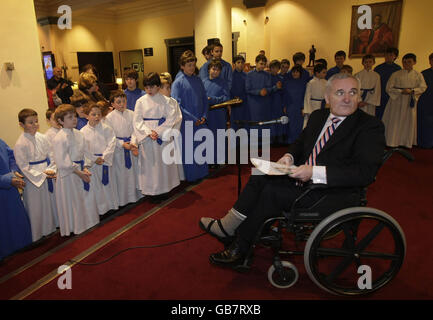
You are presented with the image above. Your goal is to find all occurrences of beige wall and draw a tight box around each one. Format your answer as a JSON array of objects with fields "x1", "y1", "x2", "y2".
[{"x1": 0, "y1": 0, "x2": 49, "y2": 146}]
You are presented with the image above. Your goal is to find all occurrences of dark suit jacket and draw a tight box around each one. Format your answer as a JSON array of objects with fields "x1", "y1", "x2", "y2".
[{"x1": 288, "y1": 108, "x2": 385, "y2": 189}]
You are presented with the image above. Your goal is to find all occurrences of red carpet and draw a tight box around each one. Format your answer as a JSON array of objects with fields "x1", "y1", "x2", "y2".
[{"x1": 1, "y1": 147, "x2": 432, "y2": 300}]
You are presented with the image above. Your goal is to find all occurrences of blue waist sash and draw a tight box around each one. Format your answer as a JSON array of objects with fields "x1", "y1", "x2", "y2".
[
  {"x1": 394, "y1": 87, "x2": 415, "y2": 108},
  {"x1": 311, "y1": 97, "x2": 326, "y2": 109},
  {"x1": 73, "y1": 160, "x2": 90, "y2": 191},
  {"x1": 116, "y1": 136, "x2": 132, "y2": 169},
  {"x1": 94, "y1": 154, "x2": 109, "y2": 185},
  {"x1": 142, "y1": 117, "x2": 166, "y2": 145},
  {"x1": 29, "y1": 157, "x2": 53, "y2": 193},
  {"x1": 361, "y1": 88, "x2": 375, "y2": 101}
]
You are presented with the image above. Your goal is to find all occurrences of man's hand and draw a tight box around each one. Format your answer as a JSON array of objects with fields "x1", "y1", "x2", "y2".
[
  {"x1": 277, "y1": 153, "x2": 294, "y2": 167},
  {"x1": 11, "y1": 177, "x2": 26, "y2": 189},
  {"x1": 289, "y1": 165, "x2": 313, "y2": 182}
]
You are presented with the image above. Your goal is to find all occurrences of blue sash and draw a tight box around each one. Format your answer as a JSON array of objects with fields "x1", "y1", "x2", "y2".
[
  {"x1": 311, "y1": 97, "x2": 326, "y2": 109},
  {"x1": 94, "y1": 154, "x2": 109, "y2": 185},
  {"x1": 395, "y1": 87, "x2": 415, "y2": 108},
  {"x1": 142, "y1": 117, "x2": 166, "y2": 145},
  {"x1": 73, "y1": 160, "x2": 90, "y2": 191},
  {"x1": 29, "y1": 158, "x2": 53, "y2": 193},
  {"x1": 361, "y1": 88, "x2": 375, "y2": 101},
  {"x1": 116, "y1": 137, "x2": 132, "y2": 169}
]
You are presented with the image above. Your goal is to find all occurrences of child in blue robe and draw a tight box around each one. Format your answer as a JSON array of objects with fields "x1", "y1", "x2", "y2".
[
  {"x1": 269, "y1": 60, "x2": 285, "y2": 142},
  {"x1": 326, "y1": 51, "x2": 346, "y2": 80},
  {"x1": 230, "y1": 55, "x2": 248, "y2": 131},
  {"x1": 203, "y1": 60, "x2": 230, "y2": 165},
  {"x1": 123, "y1": 69, "x2": 146, "y2": 111},
  {"x1": 171, "y1": 50, "x2": 209, "y2": 182},
  {"x1": 199, "y1": 42, "x2": 233, "y2": 90},
  {"x1": 0, "y1": 139, "x2": 32, "y2": 261}
]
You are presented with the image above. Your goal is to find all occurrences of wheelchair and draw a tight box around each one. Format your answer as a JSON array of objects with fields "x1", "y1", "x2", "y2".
[{"x1": 236, "y1": 148, "x2": 411, "y2": 296}]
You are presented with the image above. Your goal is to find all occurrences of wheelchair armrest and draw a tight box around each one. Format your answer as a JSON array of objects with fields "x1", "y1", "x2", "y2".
[{"x1": 289, "y1": 182, "x2": 329, "y2": 213}]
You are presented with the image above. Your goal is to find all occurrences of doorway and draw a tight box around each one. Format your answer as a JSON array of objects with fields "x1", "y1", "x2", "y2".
[
  {"x1": 119, "y1": 49, "x2": 145, "y2": 89},
  {"x1": 165, "y1": 37, "x2": 194, "y2": 79}
]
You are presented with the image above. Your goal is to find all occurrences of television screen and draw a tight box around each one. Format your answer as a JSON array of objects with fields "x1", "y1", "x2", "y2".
[{"x1": 43, "y1": 53, "x2": 54, "y2": 80}]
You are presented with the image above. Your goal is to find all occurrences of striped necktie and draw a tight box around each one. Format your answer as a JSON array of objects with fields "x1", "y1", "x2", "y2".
[{"x1": 306, "y1": 117, "x2": 341, "y2": 166}]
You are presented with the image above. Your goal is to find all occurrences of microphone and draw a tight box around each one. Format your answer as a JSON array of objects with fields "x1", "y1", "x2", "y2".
[{"x1": 257, "y1": 116, "x2": 289, "y2": 126}]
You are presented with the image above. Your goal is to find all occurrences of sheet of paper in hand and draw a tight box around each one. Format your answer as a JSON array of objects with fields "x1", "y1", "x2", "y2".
[{"x1": 251, "y1": 158, "x2": 297, "y2": 175}]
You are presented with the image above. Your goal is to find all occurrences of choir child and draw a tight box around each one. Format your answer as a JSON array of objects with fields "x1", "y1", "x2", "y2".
[
  {"x1": 134, "y1": 72, "x2": 181, "y2": 198},
  {"x1": 203, "y1": 59, "x2": 231, "y2": 165},
  {"x1": 199, "y1": 42, "x2": 233, "y2": 90},
  {"x1": 160, "y1": 72, "x2": 184, "y2": 181},
  {"x1": 374, "y1": 47, "x2": 402, "y2": 120},
  {"x1": 326, "y1": 50, "x2": 346, "y2": 79},
  {"x1": 382, "y1": 53, "x2": 427, "y2": 148},
  {"x1": 355, "y1": 54, "x2": 381, "y2": 116},
  {"x1": 246, "y1": 54, "x2": 274, "y2": 138},
  {"x1": 52, "y1": 104, "x2": 99, "y2": 236},
  {"x1": 124, "y1": 68, "x2": 146, "y2": 111},
  {"x1": 340, "y1": 65, "x2": 353, "y2": 75},
  {"x1": 291, "y1": 52, "x2": 312, "y2": 84},
  {"x1": 171, "y1": 50, "x2": 209, "y2": 182},
  {"x1": 268, "y1": 59, "x2": 284, "y2": 142},
  {"x1": 14, "y1": 109, "x2": 58, "y2": 242},
  {"x1": 80, "y1": 103, "x2": 119, "y2": 215},
  {"x1": 230, "y1": 55, "x2": 249, "y2": 131},
  {"x1": 283, "y1": 65, "x2": 306, "y2": 144},
  {"x1": 44, "y1": 109, "x2": 61, "y2": 143},
  {"x1": 303, "y1": 63, "x2": 328, "y2": 125},
  {"x1": 105, "y1": 91, "x2": 143, "y2": 206},
  {"x1": 279, "y1": 59, "x2": 291, "y2": 82},
  {"x1": 417, "y1": 53, "x2": 433, "y2": 148},
  {"x1": 0, "y1": 138, "x2": 32, "y2": 260},
  {"x1": 70, "y1": 92, "x2": 89, "y2": 130}
]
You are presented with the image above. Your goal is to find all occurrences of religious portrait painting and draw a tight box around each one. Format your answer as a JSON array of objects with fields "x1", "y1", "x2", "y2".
[{"x1": 349, "y1": 0, "x2": 402, "y2": 58}]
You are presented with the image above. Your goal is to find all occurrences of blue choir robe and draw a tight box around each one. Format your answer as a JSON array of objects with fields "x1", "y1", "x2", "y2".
[
  {"x1": 230, "y1": 70, "x2": 249, "y2": 131},
  {"x1": 171, "y1": 72, "x2": 209, "y2": 181},
  {"x1": 124, "y1": 87, "x2": 146, "y2": 111},
  {"x1": 374, "y1": 62, "x2": 402, "y2": 120},
  {"x1": 76, "y1": 117, "x2": 88, "y2": 130},
  {"x1": 287, "y1": 68, "x2": 312, "y2": 84},
  {"x1": 199, "y1": 59, "x2": 233, "y2": 90},
  {"x1": 203, "y1": 76, "x2": 230, "y2": 164},
  {"x1": 269, "y1": 73, "x2": 285, "y2": 139},
  {"x1": 283, "y1": 77, "x2": 306, "y2": 144},
  {"x1": 0, "y1": 139, "x2": 32, "y2": 260},
  {"x1": 326, "y1": 65, "x2": 342, "y2": 80},
  {"x1": 417, "y1": 68, "x2": 433, "y2": 148}
]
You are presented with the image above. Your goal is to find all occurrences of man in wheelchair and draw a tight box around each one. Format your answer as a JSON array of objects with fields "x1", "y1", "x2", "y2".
[{"x1": 200, "y1": 73, "x2": 386, "y2": 270}]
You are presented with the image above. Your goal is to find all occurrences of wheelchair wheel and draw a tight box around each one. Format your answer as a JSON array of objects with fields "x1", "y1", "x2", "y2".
[
  {"x1": 267, "y1": 261, "x2": 299, "y2": 289},
  {"x1": 304, "y1": 207, "x2": 406, "y2": 296}
]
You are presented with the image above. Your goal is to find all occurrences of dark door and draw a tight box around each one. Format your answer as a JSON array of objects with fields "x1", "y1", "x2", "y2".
[{"x1": 165, "y1": 37, "x2": 194, "y2": 79}]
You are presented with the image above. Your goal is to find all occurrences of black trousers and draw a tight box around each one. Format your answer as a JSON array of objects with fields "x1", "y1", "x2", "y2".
[{"x1": 233, "y1": 174, "x2": 323, "y2": 251}]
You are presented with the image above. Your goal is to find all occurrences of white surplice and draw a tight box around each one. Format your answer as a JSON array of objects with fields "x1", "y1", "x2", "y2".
[
  {"x1": 105, "y1": 109, "x2": 143, "y2": 205},
  {"x1": 14, "y1": 132, "x2": 58, "y2": 242},
  {"x1": 52, "y1": 128, "x2": 99, "y2": 236},
  {"x1": 303, "y1": 77, "x2": 327, "y2": 114},
  {"x1": 44, "y1": 127, "x2": 60, "y2": 146},
  {"x1": 382, "y1": 69, "x2": 427, "y2": 147},
  {"x1": 134, "y1": 93, "x2": 181, "y2": 195},
  {"x1": 168, "y1": 96, "x2": 184, "y2": 181},
  {"x1": 355, "y1": 69, "x2": 381, "y2": 116},
  {"x1": 80, "y1": 122, "x2": 119, "y2": 215}
]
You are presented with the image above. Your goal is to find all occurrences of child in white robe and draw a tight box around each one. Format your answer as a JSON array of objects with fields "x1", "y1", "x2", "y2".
[
  {"x1": 52, "y1": 104, "x2": 99, "y2": 236},
  {"x1": 80, "y1": 103, "x2": 119, "y2": 215},
  {"x1": 14, "y1": 109, "x2": 58, "y2": 242},
  {"x1": 382, "y1": 53, "x2": 427, "y2": 148},
  {"x1": 134, "y1": 72, "x2": 181, "y2": 197},
  {"x1": 355, "y1": 54, "x2": 381, "y2": 116},
  {"x1": 303, "y1": 63, "x2": 327, "y2": 127},
  {"x1": 105, "y1": 91, "x2": 143, "y2": 206},
  {"x1": 159, "y1": 72, "x2": 184, "y2": 181},
  {"x1": 44, "y1": 109, "x2": 61, "y2": 144}
]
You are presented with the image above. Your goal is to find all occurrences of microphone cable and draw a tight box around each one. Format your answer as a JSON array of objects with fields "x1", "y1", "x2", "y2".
[{"x1": 69, "y1": 232, "x2": 207, "y2": 266}]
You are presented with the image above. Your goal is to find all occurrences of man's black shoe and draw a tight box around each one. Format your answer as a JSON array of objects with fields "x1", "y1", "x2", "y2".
[{"x1": 209, "y1": 241, "x2": 248, "y2": 270}]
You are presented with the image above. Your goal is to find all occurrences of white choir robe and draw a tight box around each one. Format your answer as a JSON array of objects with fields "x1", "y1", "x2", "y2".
[
  {"x1": 134, "y1": 93, "x2": 181, "y2": 195},
  {"x1": 355, "y1": 69, "x2": 381, "y2": 116},
  {"x1": 105, "y1": 109, "x2": 143, "y2": 206},
  {"x1": 168, "y1": 96, "x2": 184, "y2": 181},
  {"x1": 14, "y1": 132, "x2": 58, "y2": 242},
  {"x1": 303, "y1": 77, "x2": 327, "y2": 127},
  {"x1": 382, "y1": 69, "x2": 427, "y2": 148},
  {"x1": 44, "y1": 127, "x2": 60, "y2": 146},
  {"x1": 52, "y1": 128, "x2": 100, "y2": 236},
  {"x1": 80, "y1": 122, "x2": 119, "y2": 215}
]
